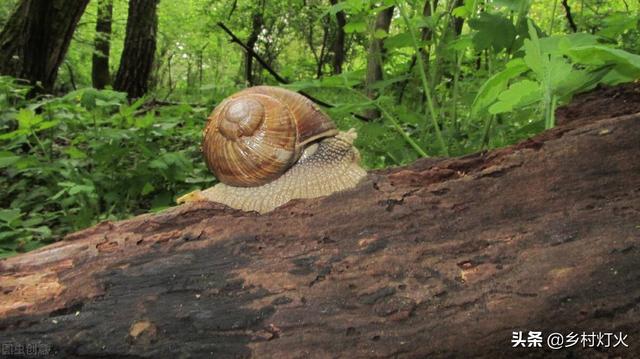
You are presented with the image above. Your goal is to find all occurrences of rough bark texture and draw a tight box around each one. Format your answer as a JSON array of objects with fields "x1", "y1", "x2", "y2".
[
  {"x1": 91, "y1": 0, "x2": 113, "y2": 90},
  {"x1": 245, "y1": 8, "x2": 264, "y2": 86},
  {"x1": 0, "y1": 84, "x2": 639, "y2": 358},
  {"x1": 364, "y1": 6, "x2": 394, "y2": 119},
  {"x1": 113, "y1": 0, "x2": 159, "y2": 99},
  {"x1": 330, "y1": 0, "x2": 346, "y2": 75},
  {"x1": 0, "y1": 0, "x2": 90, "y2": 92}
]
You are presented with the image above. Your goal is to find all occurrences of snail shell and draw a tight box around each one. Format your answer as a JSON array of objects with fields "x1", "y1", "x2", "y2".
[
  {"x1": 202, "y1": 86, "x2": 338, "y2": 187},
  {"x1": 179, "y1": 86, "x2": 367, "y2": 213}
]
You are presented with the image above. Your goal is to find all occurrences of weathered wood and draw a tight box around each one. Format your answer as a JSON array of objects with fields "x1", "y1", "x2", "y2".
[{"x1": 1, "y1": 85, "x2": 639, "y2": 358}]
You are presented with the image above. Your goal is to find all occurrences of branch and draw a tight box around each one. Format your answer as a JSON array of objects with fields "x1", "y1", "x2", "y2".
[
  {"x1": 561, "y1": 0, "x2": 578, "y2": 33},
  {"x1": 217, "y1": 22, "x2": 374, "y2": 122}
]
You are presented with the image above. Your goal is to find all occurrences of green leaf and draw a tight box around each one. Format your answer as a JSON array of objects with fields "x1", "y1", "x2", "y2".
[
  {"x1": 344, "y1": 21, "x2": 367, "y2": 33},
  {"x1": 469, "y1": 13, "x2": 517, "y2": 52},
  {"x1": 493, "y1": 0, "x2": 527, "y2": 11},
  {"x1": 64, "y1": 146, "x2": 88, "y2": 159},
  {"x1": 141, "y1": 182, "x2": 155, "y2": 195},
  {"x1": 489, "y1": 80, "x2": 542, "y2": 114},
  {"x1": 447, "y1": 35, "x2": 473, "y2": 51},
  {"x1": 0, "y1": 129, "x2": 27, "y2": 140},
  {"x1": 0, "y1": 209, "x2": 21, "y2": 224},
  {"x1": 36, "y1": 120, "x2": 59, "y2": 131},
  {"x1": 471, "y1": 58, "x2": 529, "y2": 116},
  {"x1": 68, "y1": 184, "x2": 95, "y2": 196},
  {"x1": 452, "y1": 6, "x2": 469, "y2": 19},
  {"x1": 16, "y1": 109, "x2": 43, "y2": 130},
  {"x1": 0, "y1": 151, "x2": 20, "y2": 168},
  {"x1": 373, "y1": 29, "x2": 389, "y2": 39},
  {"x1": 567, "y1": 46, "x2": 640, "y2": 78},
  {"x1": 135, "y1": 113, "x2": 155, "y2": 129},
  {"x1": 384, "y1": 33, "x2": 414, "y2": 50},
  {"x1": 28, "y1": 226, "x2": 51, "y2": 238},
  {"x1": 597, "y1": 12, "x2": 637, "y2": 40},
  {"x1": 538, "y1": 33, "x2": 600, "y2": 55},
  {"x1": 80, "y1": 88, "x2": 99, "y2": 110},
  {"x1": 548, "y1": 56, "x2": 574, "y2": 92}
]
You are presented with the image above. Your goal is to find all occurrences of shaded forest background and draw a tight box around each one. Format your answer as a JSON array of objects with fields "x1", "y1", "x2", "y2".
[{"x1": 0, "y1": 0, "x2": 639, "y2": 257}]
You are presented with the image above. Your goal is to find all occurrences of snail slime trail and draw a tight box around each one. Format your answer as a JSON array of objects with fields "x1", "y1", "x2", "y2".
[{"x1": 177, "y1": 86, "x2": 367, "y2": 213}]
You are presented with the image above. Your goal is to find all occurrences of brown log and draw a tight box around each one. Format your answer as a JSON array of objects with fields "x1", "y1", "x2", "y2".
[{"x1": 1, "y1": 85, "x2": 640, "y2": 358}]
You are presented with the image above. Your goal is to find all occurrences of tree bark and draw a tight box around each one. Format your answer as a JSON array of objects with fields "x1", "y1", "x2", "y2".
[
  {"x1": 91, "y1": 0, "x2": 113, "y2": 89},
  {"x1": 245, "y1": 8, "x2": 264, "y2": 86},
  {"x1": 330, "y1": 0, "x2": 346, "y2": 75},
  {"x1": 113, "y1": 0, "x2": 159, "y2": 99},
  {"x1": 1, "y1": 85, "x2": 639, "y2": 358},
  {"x1": 0, "y1": 0, "x2": 90, "y2": 92},
  {"x1": 364, "y1": 5, "x2": 394, "y2": 119}
]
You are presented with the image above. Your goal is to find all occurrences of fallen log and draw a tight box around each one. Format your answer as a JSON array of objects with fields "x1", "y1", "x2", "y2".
[{"x1": 1, "y1": 85, "x2": 639, "y2": 358}]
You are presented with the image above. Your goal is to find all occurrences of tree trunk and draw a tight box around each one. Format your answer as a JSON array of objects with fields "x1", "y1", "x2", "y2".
[
  {"x1": 330, "y1": 0, "x2": 346, "y2": 75},
  {"x1": 113, "y1": 0, "x2": 159, "y2": 99},
  {"x1": 1, "y1": 85, "x2": 639, "y2": 358},
  {"x1": 0, "y1": 0, "x2": 90, "y2": 92},
  {"x1": 91, "y1": 0, "x2": 113, "y2": 89},
  {"x1": 245, "y1": 10, "x2": 264, "y2": 86},
  {"x1": 364, "y1": 5, "x2": 394, "y2": 119},
  {"x1": 561, "y1": 0, "x2": 578, "y2": 33},
  {"x1": 452, "y1": 0, "x2": 464, "y2": 35}
]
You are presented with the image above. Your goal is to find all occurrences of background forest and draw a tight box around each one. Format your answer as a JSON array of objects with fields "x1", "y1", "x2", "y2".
[{"x1": 0, "y1": 0, "x2": 639, "y2": 257}]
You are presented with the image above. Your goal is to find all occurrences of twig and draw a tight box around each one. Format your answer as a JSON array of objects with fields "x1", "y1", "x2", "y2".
[
  {"x1": 217, "y1": 22, "x2": 373, "y2": 122},
  {"x1": 65, "y1": 62, "x2": 77, "y2": 91},
  {"x1": 561, "y1": 0, "x2": 578, "y2": 33}
]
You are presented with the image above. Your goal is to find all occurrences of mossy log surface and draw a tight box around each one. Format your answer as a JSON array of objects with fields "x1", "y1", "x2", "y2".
[{"x1": 1, "y1": 85, "x2": 639, "y2": 358}]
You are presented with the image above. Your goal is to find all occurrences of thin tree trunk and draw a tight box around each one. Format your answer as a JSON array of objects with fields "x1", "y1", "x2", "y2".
[
  {"x1": 113, "y1": 0, "x2": 159, "y2": 99},
  {"x1": 364, "y1": 5, "x2": 394, "y2": 119},
  {"x1": 92, "y1": 0, "x2": 113, "y2": 89},
  {"x1": 316, "y1": 23, "x2": 329, "y2": 79},
  {"x1": 305, "y1": 14, "x2": 330, "y2": 79},
  {"x1": 0, "y1": 0, "x2": 90, "y2": 93},
  {"x1": 451, "y1": 0, "x2": 464, "y2": 36},
  {"x1": 561, "y1": 0, "x2": 578, "y2": 32},
  {"x1": 330, "y1": 0, "x2": 346, "y2": 74},
  {"x1": 396, "y1": 0, "x2": 438, "y2": 105},
  {"x1": 245, "y1": 10, "x2": 264, "y2": 86}
]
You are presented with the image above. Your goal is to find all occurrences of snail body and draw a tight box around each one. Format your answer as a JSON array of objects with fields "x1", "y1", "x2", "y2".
[{"x1": 178, "y1": 86, "x2": 366, "y2": 213}]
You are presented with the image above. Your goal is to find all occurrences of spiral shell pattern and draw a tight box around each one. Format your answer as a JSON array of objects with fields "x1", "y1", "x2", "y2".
[{"x1": 203, "y1": 86, "x2": 337, "y2": 187}]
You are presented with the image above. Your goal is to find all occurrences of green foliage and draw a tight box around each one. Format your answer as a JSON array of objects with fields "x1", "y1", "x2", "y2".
[{"x1": 0, "y1": 77, "x2": 212, "y2": 257}]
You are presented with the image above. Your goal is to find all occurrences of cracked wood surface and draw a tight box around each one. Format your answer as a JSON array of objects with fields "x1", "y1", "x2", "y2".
[{"x1": 0, "y1": 85, "x2": 639, "y2": 358}]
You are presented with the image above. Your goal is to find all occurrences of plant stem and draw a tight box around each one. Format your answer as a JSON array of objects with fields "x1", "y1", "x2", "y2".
[
  {"x1": 31, "y1": 131, "x2": 50, "y2": 161},
  {"x1": 481, "y1": 115, "x2": 494, "y2": 149},
  {"x1": 346, "y1": 88, "x2": 429, "y2": 157},
  {"x1": 397, "y1": 1, "x2": 449, "y2": 156},
  {"x1": 450, "y1": 52, "x2": 464, "y2": 133},
  {"x1": 377, "y1": 103, "x2": 429, "y2": 158},
  {"x1": 549, "y1": 0, "x2": 558, "y2": 34}
]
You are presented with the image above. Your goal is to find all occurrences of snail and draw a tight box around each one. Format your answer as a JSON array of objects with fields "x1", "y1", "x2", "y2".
[{"x1": 177, "y1": 86, "x2": 367, "y2": 213}]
